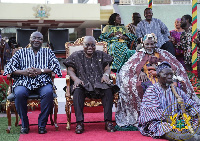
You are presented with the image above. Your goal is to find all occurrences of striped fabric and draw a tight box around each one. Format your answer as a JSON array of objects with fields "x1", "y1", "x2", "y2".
[
  {"x1": 138, "y1": 83, "x2": 200, "y2": 138},
  {"x1": 136, "y1": 18, "x2": 170, "y2": 48},
  {"x1": 3, "y1": 47, "x2": 62, "y2": 90},
  {"x1": 127, "y1": 23, "x2": 136, "y2": 35}
]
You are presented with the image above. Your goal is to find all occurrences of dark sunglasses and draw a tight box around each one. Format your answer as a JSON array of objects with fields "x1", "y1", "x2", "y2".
[
  {"x1": 31, "y1": 36, "x2": 43, "y2": 41},
  {"x1": 84, "y1": 43, "x2": 96, "y2": 47}
]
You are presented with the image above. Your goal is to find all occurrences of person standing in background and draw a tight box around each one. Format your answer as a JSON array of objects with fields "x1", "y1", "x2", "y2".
[
  {"x1": 127, "y1": 12, "x2": 141, "y2": 35},
  {"x1": 136, "y1": 8, "x2": 175, "y2": 56},
  {"x1": 170, "y1": 18, "x2": 184, "y2": 66},
  {"x1": 180, "y1": 14, "x2": 200, "y2": 78}
]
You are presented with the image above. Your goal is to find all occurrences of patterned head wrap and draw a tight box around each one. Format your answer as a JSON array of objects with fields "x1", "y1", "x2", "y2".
[
  {"x1": 176, "y1": 18, "x2": 181, "y2": 21},
  {"x1": 143, "y1": 33, "x2": 157, "y2": 43},
  {"x1": 156, "y1": 61, "x2": 171, "y2": 74}
]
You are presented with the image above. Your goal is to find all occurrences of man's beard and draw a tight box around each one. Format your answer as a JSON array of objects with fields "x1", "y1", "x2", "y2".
[
  {"x1": 181, "y1": 23, "x2": 186, "y2": 29},
  {"x1": 146, "y1": 49, "x2": 154, "y2": 54}
]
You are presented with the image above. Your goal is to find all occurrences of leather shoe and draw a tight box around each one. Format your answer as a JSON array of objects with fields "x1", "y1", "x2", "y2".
[
  {"x1": 105, "y1": 121, "x2": 116, "y2": 132},
  {"x1": 75, "y1": 122, "x2": 84, "y2": 134},
  {"x1": 20, "y1": 127, "x2": 30, "y2": 134},
  {"x1": 38, "y1": 127, "x2": 47, "y2": 134}
]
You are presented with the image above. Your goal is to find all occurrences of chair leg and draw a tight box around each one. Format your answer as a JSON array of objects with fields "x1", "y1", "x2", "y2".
[
  {"x1": 50, "y1": 111, "x2": 54, "y2": 126},
  {"x1": 65, "y1": 101, "x2": 71, "y2": 130},
  {"x1": 54, "y1": 98, "x2": 59, "y2": 130},
  {"x1": 6, "y1": 100, "x2": 11, "y2": 133},
  {"x1": 14, "y1": 105, "x2": 18, "y2": 127}
]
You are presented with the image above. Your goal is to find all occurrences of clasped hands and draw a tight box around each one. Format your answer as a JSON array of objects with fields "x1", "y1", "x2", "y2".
[
  {"x1": 25, "y1": 67, "x2": 42, "y2": 77},
  {"x1": 73, "y1": 75, "x2": 111, "y2": 89}
]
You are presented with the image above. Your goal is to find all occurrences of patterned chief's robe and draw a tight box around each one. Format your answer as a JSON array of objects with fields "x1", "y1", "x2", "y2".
[
  {"x1": 138, "y1": 83, "x2": 200, "y2": 138},
  {"x1": 115, "y1": 48, "x2": 200, "y2": 127}
]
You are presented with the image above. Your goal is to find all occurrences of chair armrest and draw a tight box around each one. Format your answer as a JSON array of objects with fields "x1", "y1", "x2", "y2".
[
  {"x1": 51, "y1": 72, "x2": 55, "y2": 82},
  {"x1": 65, "y1": 75, "x2": 71, "y2": 97},
  {"x1": 110, "y1": 74, "x2": 116, "y2": 84},
  {"x1": 51, "y1": 72, "x2": 56, "y2": 93}
]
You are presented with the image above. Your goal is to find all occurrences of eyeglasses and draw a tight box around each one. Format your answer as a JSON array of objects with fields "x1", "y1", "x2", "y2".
[
  {"x1": 30, "y1": 36, "x2": 43, "y2": 41},
  {"x1": 84, "y1": 43, "x2": 96, "y2": 48}
]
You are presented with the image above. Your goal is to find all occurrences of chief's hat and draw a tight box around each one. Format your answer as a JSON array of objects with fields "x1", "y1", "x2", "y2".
[{"x1": 156, "y1": 61, "x2": 171, "y2": 74}]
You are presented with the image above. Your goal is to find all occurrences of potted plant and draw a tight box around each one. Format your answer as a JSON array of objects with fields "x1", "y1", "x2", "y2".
[{"x1": 0, "y1": 77, "x2": 9, "y2": 113}]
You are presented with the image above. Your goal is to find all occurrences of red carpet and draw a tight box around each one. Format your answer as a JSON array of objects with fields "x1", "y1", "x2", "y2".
[{"x1": 18, "y1": 111, "x2": 167, "y2": 141}]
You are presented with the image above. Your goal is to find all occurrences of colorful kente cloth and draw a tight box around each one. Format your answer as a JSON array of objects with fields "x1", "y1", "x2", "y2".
[
  {"x1": 180, "y1": 26, "x2": 200, "y2": 66},
  {"x1": 138, "y1": 83, "x2": 200, "y2": 138},
  {"x1": 115, "y1": 48, "x2": 200, "y2": 128},
  {"x1": 98, "y1": 25, "x2": 137, "y2": 71}
]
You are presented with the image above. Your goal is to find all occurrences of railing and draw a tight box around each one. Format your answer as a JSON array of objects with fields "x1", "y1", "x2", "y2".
[
  {"x1": 0, "y1": 0, "x2": 99, "y2": 4},
  {"x1": 119, "y1": 0, "x2": 200, "y2": 5},
  {"x1": 173, "y1": 0, "x2": 191, "y2": 4},
  {"x1": 134, "y1": 0, "x2": 148, "y2": 5},
  {"x1": 153, "y1": 0, "x2": 171, "y2": 4}
]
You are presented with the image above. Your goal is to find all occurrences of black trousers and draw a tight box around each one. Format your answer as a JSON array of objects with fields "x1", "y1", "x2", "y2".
[
  {"x1": 73, "y1": 88, "x2": 113, "y2": 122},
  {"x1": 160, "y1": 41, "x2": 175, "y2": 56}
]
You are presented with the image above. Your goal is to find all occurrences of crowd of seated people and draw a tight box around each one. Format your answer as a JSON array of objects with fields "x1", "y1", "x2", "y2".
[{"x1": 3, "y1": 7, "x2": 200, "y2": 141}]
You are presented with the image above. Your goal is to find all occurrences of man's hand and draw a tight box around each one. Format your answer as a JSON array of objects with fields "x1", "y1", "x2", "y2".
[
  {"x1": 26, "y1": 68, "x2": 43, "y2": 77},
  {"x1": 27, "y1": 67, "x2": 37, "y2": 77},
  {"x1": 73, "y1": 78, "x2": 84, "y2": 89},
  {"x1": 101, "y1": 74, "x2": 111, "y2": 84},
  {"x1": 138, "y1": 71, "x2": 148, "y2": 82},
  {"x1": 33, "y1": 68, "x2": 43, "y2": 75},
  {"x1": 23, "y1": 68, "x2": 31, "y2": 76}
]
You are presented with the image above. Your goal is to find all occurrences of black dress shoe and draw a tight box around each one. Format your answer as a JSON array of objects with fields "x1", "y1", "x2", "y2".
[
  {"x1": 38, "y1": 127, "x2": 47, "y2": 134},
  {"x1": 105, "y1": 121, "x2": 116, "y2": 132},
  {"x1": 75, "y1": 122, "x2": 84, "y2": 134},
  {"x1": 20, "y1": 127, "x2": 29, "y2": 134}
]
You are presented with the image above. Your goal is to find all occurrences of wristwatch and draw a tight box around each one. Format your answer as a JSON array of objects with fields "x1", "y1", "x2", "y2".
[{"x1": 41, "y1": 69, "x2": 44, "y2": 74}]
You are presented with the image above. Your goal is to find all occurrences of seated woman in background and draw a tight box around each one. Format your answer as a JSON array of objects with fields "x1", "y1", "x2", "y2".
[
  {"x1": 115, "y1": 33, "x2": 199, "y2": 131},
  {"x1": 98, "y1": 13, "x2": 137, "y2": 72},
  {"x1": 170, "y1": 18, "x2": 184, "y2": 66}
]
